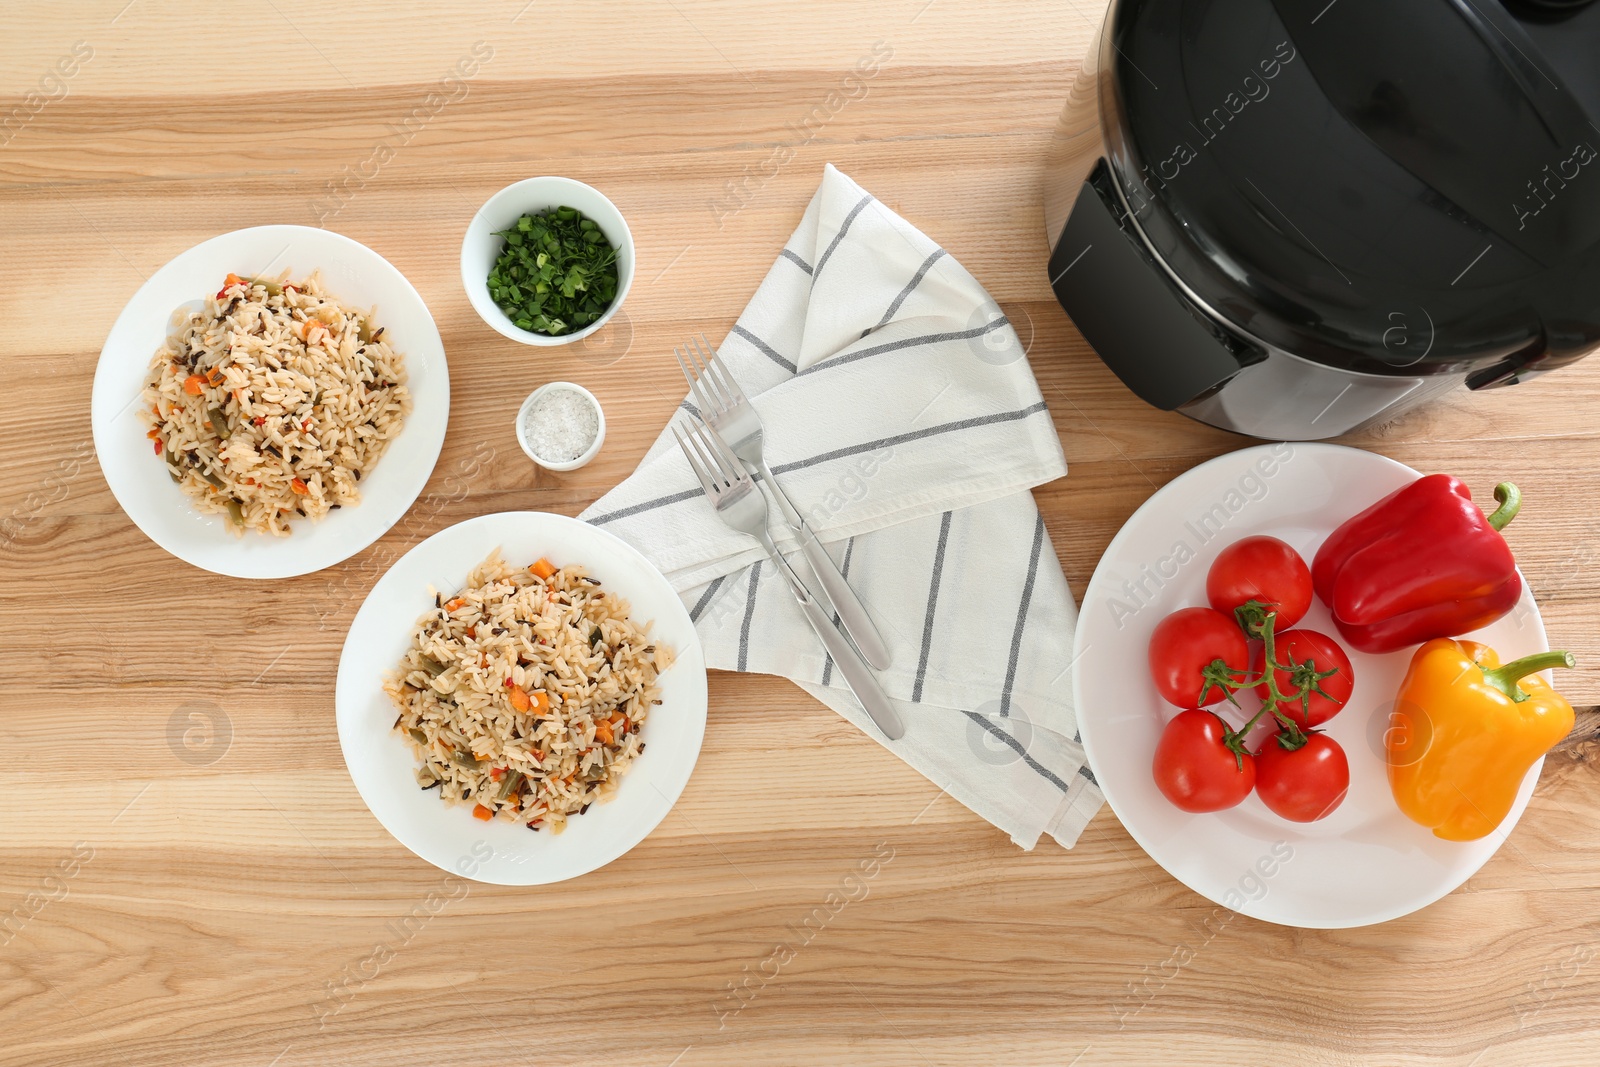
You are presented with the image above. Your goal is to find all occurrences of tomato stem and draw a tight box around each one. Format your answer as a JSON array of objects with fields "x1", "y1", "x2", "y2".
[
  {"x1": 1246, "y1": 611, "x2": 1314, "y2": 750},
  {"x1": 1232, "y1": 598, "x2": 1279, "y2": 639},
  {"x1": 1220, "y1": 712, "x2": 1259, "y2": 771},
  {"x1": 1196, "y1": 657, "x2": 1263, "y2": 706},
  {"x1": 1209, "y1": 607, "x2": 1347, "y2": 757},
  {"x1": 1279, "y1": 654, "x2": 1342, "y2": 721}
]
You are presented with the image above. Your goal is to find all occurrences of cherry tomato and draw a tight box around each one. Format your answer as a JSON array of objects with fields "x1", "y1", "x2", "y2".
[
  {"x1": 1251, "y1": 628, "x2": 1355, "y2": 730},
  {"x1": 1152, "y1": 709, "x2": 1256, "y2": 812},
  {"x1": 1207, "y1": 535, "x2": 1313, "y2": 630},
  {"x1": 1253, "y1": 732, "x2": 1349, "y2": 822},
  {"x1": 1148, "y1": 607, "x2": 1251, "y2": 707}
]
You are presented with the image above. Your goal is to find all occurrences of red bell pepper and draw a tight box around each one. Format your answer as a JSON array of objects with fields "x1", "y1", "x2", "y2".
[{"x1": 1312, "y1": 475, "x2": 1522, "y2": 654}]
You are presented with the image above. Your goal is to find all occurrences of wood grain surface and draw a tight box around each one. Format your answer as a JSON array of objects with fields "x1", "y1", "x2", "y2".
[{"x1": 3, "y1": 3, "x2": 1599, "y2": 1065}]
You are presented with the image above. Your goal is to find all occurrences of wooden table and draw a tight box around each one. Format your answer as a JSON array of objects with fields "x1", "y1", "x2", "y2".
[{"x1": 4, "y1": 3, "x2": 1598, "y2": 1064}]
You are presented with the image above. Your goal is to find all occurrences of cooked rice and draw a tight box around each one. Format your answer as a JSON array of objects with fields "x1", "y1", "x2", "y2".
[
  {"x1": 384, "y1": 551, "x2": 675, "y2": 833},
  {"x1": 139, "y1": 270, "x2": 411, "y2": 536}
]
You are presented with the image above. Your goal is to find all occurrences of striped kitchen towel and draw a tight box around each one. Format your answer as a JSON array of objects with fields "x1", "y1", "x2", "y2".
[{"x1": 580, "y1": 164, "x2": 1103, "y2": 848}]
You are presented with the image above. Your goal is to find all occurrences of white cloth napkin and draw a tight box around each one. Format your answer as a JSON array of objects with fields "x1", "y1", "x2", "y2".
[{"x1": 580, "y1": 165, "x2": 1104, "y2": 848}]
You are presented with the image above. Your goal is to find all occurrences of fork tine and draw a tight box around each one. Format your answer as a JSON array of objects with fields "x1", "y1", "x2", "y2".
[
  {"x1": 698, "y1": 418, "x2": 747, "y2": 483},
  {"x1": 694, "y1": 333, "x2": 744, "y2": 405},
  {"x1": 672, "y1": 422, "x2": 718, "y2": 495},
  {"x1": 673, "y1": 344, "x2": 694, "y2": 392},
  {"x1": 685, "y1": 335, "x2": 731, "y2": 413},
  {"x1": 688, "y1": 418, "x2": 741, "y2": 485},
  {"x1": 687, "y1": 334, "x2": 719, "y2": 391},
  {"x1": 674, "y1": 346, "x2": 714, "y2": 415},
  {"x1": 683, "y1": 419, "x2": 733, "y2": 489}
]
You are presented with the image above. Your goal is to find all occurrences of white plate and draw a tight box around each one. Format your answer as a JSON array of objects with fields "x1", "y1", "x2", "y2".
[
  {"x1": 91, "y1": 225, "x2": 450, "y2": 579},
  {"x1": 1074, "y1": 443, "x2": 1549, "y2": 928},
  {"x1": 335, "y1": 511, "x2": 709, "y2": 885}
]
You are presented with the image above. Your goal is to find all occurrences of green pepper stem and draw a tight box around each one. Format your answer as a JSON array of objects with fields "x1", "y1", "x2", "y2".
[
  {"x1": 1487, "y1": 482, "x2": 1521, "y2": 531},
  {"x1": 1480, "y1": 649, "x2": 1575, "y2": 702}
]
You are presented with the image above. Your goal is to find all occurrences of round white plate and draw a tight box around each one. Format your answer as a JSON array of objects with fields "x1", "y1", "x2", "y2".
[
  {"x1": 335, "y1": 511, "x2": 709, "y2": 885},
  {"x1": 1074, "y1": 443, "x2": 1549, "y2": 928},
  {"x1": 91, "y1": 225, "x2": 450, "y2": 579}
]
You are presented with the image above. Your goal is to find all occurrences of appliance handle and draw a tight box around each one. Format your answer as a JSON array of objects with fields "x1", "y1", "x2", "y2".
[{"x1": 1048, "y1": 159, "x2": 1262, "y2": 411}]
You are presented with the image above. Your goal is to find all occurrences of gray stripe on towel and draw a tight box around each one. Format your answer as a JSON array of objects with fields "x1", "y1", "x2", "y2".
[
  {"x1": 911, "y1": 511, "x2": 953, "y2": 703},
  {"x1": 730, "y1": 325, "x2": 799, "y2": 374},
  {"x1": 770, "y1": 400, "x2": 1049, "y2": 476},
  {"x1": 863, "y1": 248, "x2": 947, "y2": 338},
  {"x1": 737, "y1": 562, "x2": 763, "y2": 672},
  {"x1": 813, "y1": 194, "x2": 874, "y2": 278},
  {"x1": 799, "y1": 317, "x2": 1008, "y2": 377},
  {"x1": 999, "y1": 513, "x2": 1046, "y2": 718},
  {"x1": 585, "y1": 486, "x2": 704, "y2": 526},
  {"x1": 961, "y1": 710, "x2": 1074, "y2": 794},
  {"x1": 586, "y1": 401, "x2": 1050, "y2": 526},
  {"x1": 689, "y1": 574, "x2": 726, "y2": 624}
]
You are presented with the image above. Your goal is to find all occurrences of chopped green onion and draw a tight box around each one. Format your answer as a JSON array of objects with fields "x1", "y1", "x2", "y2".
[{"x1": 488, "y1": 206, "x2": 619, "y2": 337}]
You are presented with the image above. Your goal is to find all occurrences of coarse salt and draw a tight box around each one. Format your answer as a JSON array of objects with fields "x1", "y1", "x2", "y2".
[{"x1": 521, "y1": 387, "x2": 599, "y2": 463}]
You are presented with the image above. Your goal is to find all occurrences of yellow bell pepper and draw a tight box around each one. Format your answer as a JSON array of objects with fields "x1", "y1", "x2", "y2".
[{"x1": 1387, "y1": 639, "x2": 1575, "y2": 841}]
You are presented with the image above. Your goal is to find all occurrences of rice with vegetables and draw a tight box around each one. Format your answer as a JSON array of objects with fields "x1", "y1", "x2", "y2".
[
  {"x1": 140, "y1": 271, "x2": 411, "y2": 536},
  {"x1": 384, "y1": 551, "x2": 674, "y2": 833}
]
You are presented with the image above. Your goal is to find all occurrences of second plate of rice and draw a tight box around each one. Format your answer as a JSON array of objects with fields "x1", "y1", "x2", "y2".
[
  {"x1": 337, "y1": 511, "x2": 708, "y2": 885},
  {"x1": 387, "y1": 550, "x2": 675, "y2": 833}
]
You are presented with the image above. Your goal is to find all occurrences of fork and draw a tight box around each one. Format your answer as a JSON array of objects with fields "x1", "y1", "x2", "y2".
[
  {"x1": 673, "y1": 418, "x2": 905, "y2": 741},
  {"x1": 676, "y1": 334, "x2": 891, "y2": 670}
]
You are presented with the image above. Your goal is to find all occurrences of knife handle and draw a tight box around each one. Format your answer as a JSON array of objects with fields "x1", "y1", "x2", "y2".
[
  {"x1": 763, "y1": 539, "x2": 905, "y2": 741},
  {"x1": 795, "y1": 524, "x2": 892, "y2": 670},
  {"x1": 760, "y1": 458, "x2": 892, "y2": 670}
]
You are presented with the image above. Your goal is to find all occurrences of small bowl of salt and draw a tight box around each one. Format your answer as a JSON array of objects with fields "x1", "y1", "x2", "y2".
[{"x1": 516, "y1": 382, "x2": 605, "y2": 472}]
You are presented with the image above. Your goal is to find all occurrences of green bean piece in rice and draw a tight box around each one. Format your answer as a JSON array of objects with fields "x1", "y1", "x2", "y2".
[{"x1": 383, "y1": 550, "x2": 674, "y2": 833}]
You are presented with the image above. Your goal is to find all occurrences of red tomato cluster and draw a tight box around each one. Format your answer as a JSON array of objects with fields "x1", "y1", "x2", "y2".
[{"x1": 1147, "y1": 536, "x2": 1354, "y2": 823}]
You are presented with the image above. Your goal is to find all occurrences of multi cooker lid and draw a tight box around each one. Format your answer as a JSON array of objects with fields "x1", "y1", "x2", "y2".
[{"x1": 1105, "y1": 0, "x2": 1600, "y2": 377}]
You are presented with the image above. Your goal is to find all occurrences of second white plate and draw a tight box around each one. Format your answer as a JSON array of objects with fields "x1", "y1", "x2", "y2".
[{"x1": 335, "y1": 511, "x2": 709, "y2": 885}]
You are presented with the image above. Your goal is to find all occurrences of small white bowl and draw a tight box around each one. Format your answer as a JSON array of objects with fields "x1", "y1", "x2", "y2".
[
  {"x1": 516, "y1": 382, "x2": 606, "y2": 472},
  {"x1": 462, "y1": 177, "x2": 635, "y2": 347}
]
